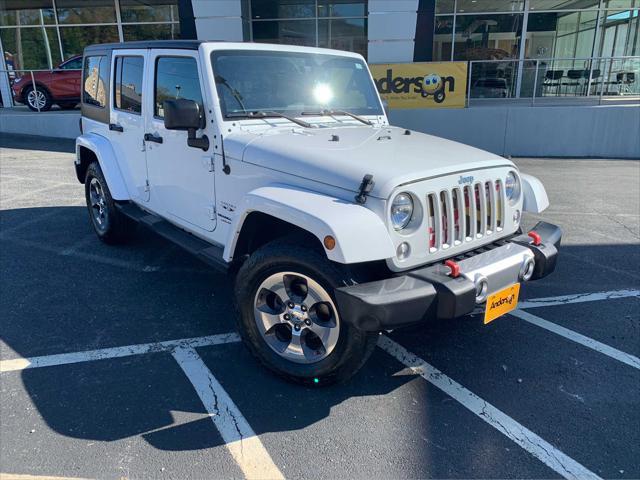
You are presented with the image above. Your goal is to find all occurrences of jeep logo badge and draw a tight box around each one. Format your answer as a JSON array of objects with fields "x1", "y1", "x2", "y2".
[{"x1": 458, "y1": 175, "x2": 474, "y2": 185}]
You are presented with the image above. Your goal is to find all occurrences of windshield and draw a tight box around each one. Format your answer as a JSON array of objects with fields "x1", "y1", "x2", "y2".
[{"x1": 211, "y1": 50, "x2": 383, "y2": 119}]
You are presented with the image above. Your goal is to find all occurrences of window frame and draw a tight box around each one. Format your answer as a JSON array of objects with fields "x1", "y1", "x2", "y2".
[
  {"x1": 153, "y1": 54, "x2": 204, "y2": 120},
  {"x1": 113, "y1": 54, "x2": 144, "y2": 115}
]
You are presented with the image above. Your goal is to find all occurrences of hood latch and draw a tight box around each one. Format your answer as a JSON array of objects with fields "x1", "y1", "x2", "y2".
[{"x1": 355, "y1": 174, "x2": 375, "y2": 205}]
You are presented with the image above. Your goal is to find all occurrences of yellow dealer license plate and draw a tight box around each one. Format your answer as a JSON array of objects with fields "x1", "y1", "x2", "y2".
[{"x1": 484, "y1": 283, "x2": 520, "y2": 325}]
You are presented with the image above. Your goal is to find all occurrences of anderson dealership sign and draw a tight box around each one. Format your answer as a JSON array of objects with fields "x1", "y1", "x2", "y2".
[{"x1": 370, "y1": 62, "x2": 468, "y2": 109}]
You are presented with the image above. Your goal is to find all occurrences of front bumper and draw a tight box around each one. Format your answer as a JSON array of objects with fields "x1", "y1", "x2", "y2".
[{"x1": 335, "y1": 221, "x2": 561, "y2": 331}]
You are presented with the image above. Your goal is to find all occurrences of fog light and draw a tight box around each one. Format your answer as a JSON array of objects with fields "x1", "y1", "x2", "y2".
[
  {"x1": 513, "y1": 209, "x2": 521, "y2": 225},
  {"x1": 474, "y1": 274, "x2": 489, "y2": 303},
  {"x1": 397, "y1": 242, "x2": 411, "y2": 260},
  {"x1": 520, "y1": 257, "x2": 535, "y2": 281}
]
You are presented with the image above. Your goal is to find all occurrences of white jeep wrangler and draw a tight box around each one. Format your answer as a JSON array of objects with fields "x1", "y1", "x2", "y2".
[{"x1": 76, "y1": 40, "x2": 561, "y2": 385}]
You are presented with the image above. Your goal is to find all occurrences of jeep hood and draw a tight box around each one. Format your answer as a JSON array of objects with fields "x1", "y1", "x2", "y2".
[{"x1": 224, "y1": 125, "x2": 513, "y2": 199}]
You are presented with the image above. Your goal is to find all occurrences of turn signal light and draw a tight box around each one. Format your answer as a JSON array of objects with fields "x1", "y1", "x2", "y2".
[{"x1": 323, "y1": 235, "x2": 336, "y2": 250}]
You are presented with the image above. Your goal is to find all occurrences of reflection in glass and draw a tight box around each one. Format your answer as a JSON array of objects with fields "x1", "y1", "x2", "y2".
[
  {"x1": 119, "y1": 0, "x2": 179, "y2": 23},
  {"x1": 60, "y1": 25, "x2": 120, "y2": 58},
  {"x1": 454, "y1": 14, "x2": 524, "y2": 60},
  {"x1": 154, "y1": 57, "x2": 203, "y2": 118},
  {"x1": 318, "y1": 18, "x2": 367, "y2": 57},
  {"x1": 253, "y1": 20, "x2": 317, "y2": 46},
  {"x1": 528, "y1": 0, "x2": 600, "y2": 10},
  {"x1": 55, "y1": 0, "x2": 117, "y2": 24},
  {"x1": 211, "y1": 50, "x2": 382, "y2": 117},
  {"x1": 0, "y1": 26, "x2": 60, "y2": 70},
  {"x1": 123, "y1": 23, "x2": 180, "y2": 41},
  {"x1": 433, "y1": 15, "x2": 454, "y2": 61},
  {"x1": 0, "y1": 1, "x2": 55, "y2": 26},
  {"x1": 251, "y1": 0, "x2": 315, "y2": 19},
  {"x1": 114, "y1": 56, "x2": 144, "y2": 113},
  {"x1": 457, "y1": 0, "x2": 523, "y2": 13},
  {"x1": 436, "y1": 0, "x2": 455, "y2": 15},
  {"x1": 317, "y1": 1, "x2": 367, "y2": 18}
]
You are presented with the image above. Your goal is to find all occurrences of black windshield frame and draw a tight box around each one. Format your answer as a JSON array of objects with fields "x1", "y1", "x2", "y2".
[{"x1": 210, "y1": 50, "x2": 383, "y2": 120}]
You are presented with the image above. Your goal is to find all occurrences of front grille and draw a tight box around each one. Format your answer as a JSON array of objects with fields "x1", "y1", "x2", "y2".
[{"x1": 426, "y1": 180, "x2": 505, "y2": 252}]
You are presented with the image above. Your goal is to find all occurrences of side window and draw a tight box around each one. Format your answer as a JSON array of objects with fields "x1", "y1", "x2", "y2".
[
  {"x1": 61, "y1": 57, "x2": 82, "y2": 70},
  {"x1": 154, "y1": 56, "x2": 203, "y2": 118},
  {"x1": 83, "y1": 55, "x2": 107, "y2": 108},
  {"x1": 114, "y1": 56, "x2": 144, "y2": 114}
]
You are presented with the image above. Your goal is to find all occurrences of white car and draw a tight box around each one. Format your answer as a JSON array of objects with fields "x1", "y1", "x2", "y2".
[{"x1": 75, "y1": 40, "x2": 561, "y2": 385}]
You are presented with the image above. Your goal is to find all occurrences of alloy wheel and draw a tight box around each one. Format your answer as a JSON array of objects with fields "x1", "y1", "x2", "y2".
[
  {"x1": 89, "y1": 177, "x2": 108, "y2": 232},
  {"x1": 27, "y1": 89, "x2": 47, "y2": 110},
  {"x1": 253, "y1": 271, "x2": 340, "y2": 364}
]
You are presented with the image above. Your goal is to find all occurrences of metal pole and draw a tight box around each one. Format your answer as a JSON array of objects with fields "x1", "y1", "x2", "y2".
[
  {"x1": 531, "y1": 59, "x2": 539, "y2": 106},
  {"x1": 30, "y1": 70, "x2": 41, "y2": 112},
  {"x1": 466, "y1": 61, "x2": 472, "y2": 107}
]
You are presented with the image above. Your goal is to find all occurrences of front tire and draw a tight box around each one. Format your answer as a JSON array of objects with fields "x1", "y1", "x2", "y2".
[
  {"x1": 24, "y1": 86, "x2": 52, "y2": 112},
  {"x1": 235, "y1": 240, "x2": 378, "y2": 385},
  {"x1": 84, "y1": 162, "x2": 134, "y2": 244}
]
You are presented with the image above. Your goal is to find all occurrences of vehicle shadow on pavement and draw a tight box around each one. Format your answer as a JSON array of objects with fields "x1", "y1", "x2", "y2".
[
  {"x1": 0, "y1": 133, "x2": 76, "y2": 154},
  {"x1": 2, "y1": 205, "x2": 639, "y2": 457}
]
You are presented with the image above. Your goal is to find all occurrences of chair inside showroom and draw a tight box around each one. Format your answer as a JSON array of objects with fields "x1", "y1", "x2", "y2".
[
  {"x1": 616, "y1": 72, "x2": 636, "y2": 95},
  {"x1": 587, "y1": 69, "x2": 601, "y2": 95},
  {"x1": 544, "y1": 70, "x2": 563, "y2": 96},
  {"x1": 563, "y1": 69, "x2": 584, "y2": 95}
]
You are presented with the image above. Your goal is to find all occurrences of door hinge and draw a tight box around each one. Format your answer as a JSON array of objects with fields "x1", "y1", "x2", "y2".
[
  {"x1": 141, "y1": 139, "x2": 146, "y2": 152},
  {"x1": 144, "y1": 180, "x2": 150, "y2": 192},
  {"x1": 202, "y1": 156, "x2": 214, "y2": 172},
  {"x1": 207, "y1": 205, "x2": 216, "y2": 220}
]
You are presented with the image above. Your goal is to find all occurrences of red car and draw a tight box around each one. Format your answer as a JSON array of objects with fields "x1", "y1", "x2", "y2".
[{"x1": 11, "y1": 56, "x2": 82, "y2": 112}]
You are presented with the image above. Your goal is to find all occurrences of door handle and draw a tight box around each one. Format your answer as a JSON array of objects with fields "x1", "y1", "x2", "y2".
[
  {"x1": 109, "y1": 123, "x2": 123, "y2": 132},
  {"x1": 144, "y1": 133, "x2": 163, "y2": 144}
]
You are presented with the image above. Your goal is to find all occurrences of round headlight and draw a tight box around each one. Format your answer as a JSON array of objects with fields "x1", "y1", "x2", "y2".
[
  {"x1": 391, "y1": 193, "x2": 414, "y2": 230},
  {"x1": 505, "y1": 171, "x2": 521, "y2": 203}
]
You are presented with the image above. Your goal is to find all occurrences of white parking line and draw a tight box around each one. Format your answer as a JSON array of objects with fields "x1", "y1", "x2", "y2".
[
  {"x1": 1, "y1": 182, "x2": 73, "y2": 203},
  {"x1": 510, "y1": 309, "x2": 640, "y2": 370},
  {"x1": 519, "y1": 289, "x2": 640, "y2": 309},
  {"x1": 378, "y1": 336, "x2": 602, "y2": 480},
  {"x1": 172, "y1": 346, "x2": 284, "y2": 480},
  {"x1": 0, "y1": 333, "x2": 241, "y2": 373}
]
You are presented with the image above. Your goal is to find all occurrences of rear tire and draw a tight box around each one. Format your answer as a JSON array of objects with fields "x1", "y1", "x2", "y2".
[
  {"x1": 84, "y1": 162, "x2": 134, "y2": 244},
  {"x1": 24, "y1": 86, "x2": 52, "y2": 112},
  {"x1": 235, "y1": 239, "x2": 378, "y2": 385}
]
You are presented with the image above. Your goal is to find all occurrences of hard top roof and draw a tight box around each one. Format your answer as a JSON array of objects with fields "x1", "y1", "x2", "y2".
[{"x1": 84, "y1": 40, "x2": 204, "y2": 53}]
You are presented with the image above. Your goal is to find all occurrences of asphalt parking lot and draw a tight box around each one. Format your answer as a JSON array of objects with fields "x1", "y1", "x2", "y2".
[{"x1": 1, "y1": 133, "x2": 639, "y2": 479}]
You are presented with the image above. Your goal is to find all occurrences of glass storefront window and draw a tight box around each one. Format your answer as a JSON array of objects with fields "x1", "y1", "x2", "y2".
[
  {"x1": 529, "y1": 0, "x2": 600, "y2": 11},
  {"x1": 119, "y1": 0, "x2": 179, "y2": 23},
  {"x1": 433, "y1": 15, "x2": 454, "y2": 61},
  {"x1": 55, "y1": 0, "x2": 117, "y2": 24},
  {"x1": 123, "y1": 23, "x2": 180, "y2": 41},
  {"x1": 318, "y1": 18, "x2": 367, "y2": 57},
  {"x1": 0, "y1": 1, "x2": 55, "y2": 26},
  {"x1": 0, "y1": 26, "x2": 60, "y2": 70},
  {"x1": 59, "y1": 25, "x2": 120, "y2": 58},
  {"x1": 317, "y1": 0, "x2": 367, "y2": 17},
  {"x1": 457, "y1": 0, "x2": 524, "y2": 13},
  {"x1": 453, "y1": 14, "x2": 524, "y2": 61},
  {"x1": 253, "y1": 19, "x2": 317, "y2": 46},
  {"x1": 436, "y1": 0, "x2": 455, "y2": 15},
  {"x1": 251, "y1": 0, "x2": 316, "y2": 19}
]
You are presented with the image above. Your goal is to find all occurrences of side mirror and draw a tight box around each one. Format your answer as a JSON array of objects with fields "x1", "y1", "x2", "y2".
[{"x1": 163, "y1": 98, "x2": 209, "y2": 151}]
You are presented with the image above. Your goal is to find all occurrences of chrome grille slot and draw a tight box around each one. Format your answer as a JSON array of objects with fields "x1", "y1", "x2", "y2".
[{"x1": 427, "y1": 179, "x2": 505, "y2": 253}]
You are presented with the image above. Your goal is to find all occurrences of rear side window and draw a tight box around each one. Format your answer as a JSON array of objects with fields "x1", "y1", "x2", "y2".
[
  {"x1": 83, "y1": 55, "x2": 107, "y2": 108},
  {"x1": 154, "y1": 56, "x2": 203, "y2": 118},
  {"x1": 114, "y1": 56, "x2": 144, "y2": 114}
]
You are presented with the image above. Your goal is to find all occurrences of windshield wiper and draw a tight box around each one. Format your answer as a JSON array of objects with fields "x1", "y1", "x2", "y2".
[
  {"x1": 227, "y1": 110, "x2": 313, "y2": 129},
  {"x1": 302, "y1": 109, "x2": 373, "y2": 126},
  {"x1": 215, "y1": 75, "x2": 247, "y2": 113}
]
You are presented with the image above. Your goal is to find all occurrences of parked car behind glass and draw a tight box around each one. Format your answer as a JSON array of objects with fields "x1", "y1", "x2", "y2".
[
  {"x1": 471, "y1": 78, "x2": 509, "y2": 98},
  {"x1": 11, "y1": 56, "x2": 82, "y2": 111}
]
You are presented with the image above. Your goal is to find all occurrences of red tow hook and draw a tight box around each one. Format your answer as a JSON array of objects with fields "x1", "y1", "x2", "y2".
[
  {"x1": 528, "y1": 231, "x2": 542, "y2": 246},
  {"x1": 444, "y1": 259, "x2": 460, "y2": 278}
]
